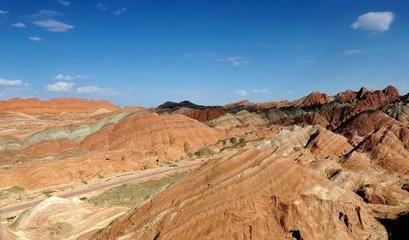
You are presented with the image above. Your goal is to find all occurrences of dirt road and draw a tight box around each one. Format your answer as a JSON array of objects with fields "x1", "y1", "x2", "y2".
[{"x1": 0, "y1": 161, "x2": 201, "y2": 216}]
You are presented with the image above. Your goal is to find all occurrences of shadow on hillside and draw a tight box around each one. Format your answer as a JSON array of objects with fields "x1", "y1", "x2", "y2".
[{"x1": 378, "y1": 212, "x2": 409, "y2": 240}]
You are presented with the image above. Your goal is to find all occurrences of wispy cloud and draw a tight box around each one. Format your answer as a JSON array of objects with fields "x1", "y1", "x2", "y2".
[
  {"x1": 351, "y1": 11, "x2": 394, "y2": 32},
  {"x1": 341, "y1": 49, "x2": 362, "y2": 56},
  {"x1": 57, "y1": 0, "x2": 70, "y2": 6},
  {"x1": 29, "y1": 9, "x2": 62, "y2": 19},
  {"x1": 97, "y1": 3, "x2": 107, "y2": 11},
  {"x1": 253, "y1": 89, "x2": 271, "y2": 94},
  {"x1": 28, "y1": 36, "x2": 42, "y2": 42},
  {"x1": 12, "y1": 22, "x2": 27, "y2": 28},
  {"x1": 0, "y1": 78, "x2": 22, "y2": 86},
  {"x1": 183, "y1": 52, "x2": 194, "y2": 59},
  {"x1": 235, "y1": 89, "x2": 248, "y2": 96},
  {"x1": 0, "y1": 9, "x2": 9, "y2": 14},
  {"x1": 213, "y1": 56, "x2": 250, "y2": 67},
  {"x1": 33, "y1": 19, "x2": 73, "y2": 32},
  {"x1": 298, "y1": 58, "x2": 317, "y2": 64},
  {"x1": 114, "y1": 7, "x2": 127, "y2": 15},
  {"x1": 54, "y1": 74, "x2": 84, "y2": 81},
  {"x1": 76, "y1": 85, "x2": 106, "y2": 95},
  {"x1": 257, "y1": 42, "x2": 269, "y2": 47},
  {"x1": 77, "y1": 85, "x2": 117, "y2": 96},
  {"x1": 45, "y1": 81, "x2": 74, "y2": 92}
]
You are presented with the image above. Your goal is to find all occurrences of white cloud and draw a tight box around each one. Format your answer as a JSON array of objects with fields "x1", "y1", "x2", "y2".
[
  {"x1": 299, "y1": 58, "x2": 317, "y2": 64},
  {"x1": 28, "y1": 36, "x2": 42, "y2": 42},
  {"x1": 253, "y1": 89, "x2": 271, "y2": 94},
  {"x1": 235, "y1": 89, "x2": 248, "y2": 96},
  {"x1": 29, "y1": 9, "x2": 62, "y2": 19},
  {"x1": 54, "y1": 74, "x2": 84, "y2": 81},
  {"x1": 351, "y1": 11, "x2": 394, "y2": 32},
  {"x1": 114, "y1": 7, "x2": 127, "y2": 15},
  {"x1": 0, "y1": 78, "x2": 22, "y2": 86},
  {"x1": 342, "y1": 49, "x2": 362, "y2": 56},
  {"x1": 45, "y1": 81, "x2": 74, "y2": 92},
  {"x1": 213, "y1": 56, "x2": 250, "y2": 67},
  {"x1": 12, "y1": 22, "x2": 27, "y2": 28},
  {"x1": 58, "y1": 0, "x2": 70, "y2": 6},
  {"x1": 183, "y1": 52, "x2": 194, "y2": 59},
  {"x1": 0, "y1": 9, "x2": 9, "y2": 14},
  {"x1": 32, "y1": 19, "x2": 73, "y2": 32},
  {"x1": 257, "y1": 42, "x2": 269, "y2": 47},
  {"x1": 97, "y1": 3, "x2": 107, "y2": 11},
  {"x1": 76, "y1": 85, "x2": 105, "y2": 94}
]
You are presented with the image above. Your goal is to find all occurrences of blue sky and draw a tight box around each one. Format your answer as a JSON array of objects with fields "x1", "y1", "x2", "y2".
[{"x1": 0, "y1": 0, "x2": 408, "y2": 106}]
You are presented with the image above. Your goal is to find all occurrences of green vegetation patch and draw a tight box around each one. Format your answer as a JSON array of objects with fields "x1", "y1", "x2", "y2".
[
  {"x1": 42, "y1": 189, "x2": 55, "y2": 197},
  {"x1": 0, "y1": 186, "x2": 24, "y2": 199},
  {"x1": 56, "y1": 148, "x2": 89, "y2": 160},
  {"x1": 194, "y1": 147, "x2": 215, "y2": 158},
  {"x1": 221, "y1": 137, "x2": 248, "y2": 150},
  {"x1": 87, "y1": 173, "x2": 185, "y2": 207}
]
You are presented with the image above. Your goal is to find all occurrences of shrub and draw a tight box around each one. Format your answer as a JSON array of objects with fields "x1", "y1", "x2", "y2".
[
  {"x1": 194, "y1": 147, "x2": 214, "y2": 158},
  {"x1": 87, "y1": 173, "x2": 185, "y2": 207},
  {"x1": 42, "y1": 189, "x2": 55, "y2": 197}
]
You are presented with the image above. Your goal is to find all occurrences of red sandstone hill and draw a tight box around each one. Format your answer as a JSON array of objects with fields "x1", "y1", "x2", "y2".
[
  {"x1": 81, "y1": 111, "x2": 222, "y2": 158},
  {"x1": 1, "y1": 85, "x2": 409, "y2": 239},
  {"x1": 0, "y1": 98, "x2": 119, "y2": 114},
  {"x1": 155, "y1": 100, "x2": 226, "y2": 122}
]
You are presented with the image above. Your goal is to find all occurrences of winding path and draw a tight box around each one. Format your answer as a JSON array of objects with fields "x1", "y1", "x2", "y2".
[{"x1": 0, "y1": 161, "x2": 201, "y2": 215}]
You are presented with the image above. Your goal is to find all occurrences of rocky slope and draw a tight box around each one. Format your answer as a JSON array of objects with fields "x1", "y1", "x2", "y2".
[
  {"x1": 1, "y1": 86, "x2": 409, "y2": 240},
  {"x1": 10, "y1": 196, "x2": 127, "y2": 240},
  {"x1": 80, "y1": 86, "x2": 409, "y2": 240},
  {"x1": 82, "y1": 111, "x2": 223, "y2": 160},
  {"x1": 88, "y1": 125, "x2": 409, "y2": 240},
  {"x1": 0, "y1": 110, "x2": 222, "y2": 189}
]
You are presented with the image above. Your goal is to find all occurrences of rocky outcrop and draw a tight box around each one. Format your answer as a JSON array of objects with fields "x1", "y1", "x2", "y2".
[
  {"x1": 356, "y1": 127, "x2": 409, "y2": 175},
  {"x1": 336, "y1": 110, "x2": 399, "y2": 138},
  {"x1": 299, "y1": 91, "x2": 334, "y2": 107},
  {"x1": 335, "y1": 90, "x2": 358, "y2": 103}
]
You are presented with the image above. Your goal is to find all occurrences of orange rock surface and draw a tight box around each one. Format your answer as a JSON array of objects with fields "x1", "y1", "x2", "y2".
[
  {"x1": 0, "y1": 98, "x2": 119, "y2": 114},
  {"x1": 83, "y1": 112, "x2": 222, "y2": 155},
  {"x1": 90, "y1": 145, "x2": 385, "y2": 240}
]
